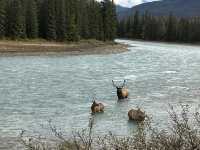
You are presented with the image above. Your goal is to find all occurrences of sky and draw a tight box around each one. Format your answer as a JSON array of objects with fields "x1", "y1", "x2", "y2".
[{"x1": 114, "y1": 0, "x2": 159, "y2": 7}]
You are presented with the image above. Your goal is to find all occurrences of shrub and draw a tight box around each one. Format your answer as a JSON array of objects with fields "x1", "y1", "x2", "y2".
[{"x1": 20, "y1": 104, "x2": 200, "y2": 150}]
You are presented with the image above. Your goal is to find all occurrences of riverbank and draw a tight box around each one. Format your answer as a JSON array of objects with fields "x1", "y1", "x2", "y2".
[
  {"x1": 120, "y1": 38, "x2": 200, "y2": 47},
  {"x1": 0, "y1": 39, "x2": 128, "y2": 56},
  {"x1": 4, "y1": 105, "x2": 200, "y2": 150}
]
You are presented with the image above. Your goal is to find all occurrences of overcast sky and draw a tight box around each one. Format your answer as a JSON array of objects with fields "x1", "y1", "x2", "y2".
[{"x1": 114, "y1": 0, "x2": 159, "y2": 7}]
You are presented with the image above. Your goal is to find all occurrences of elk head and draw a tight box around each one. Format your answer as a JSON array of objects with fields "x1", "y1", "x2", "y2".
[{"x1": 112, "y1": 80, "x2": 129, "y2": 100}]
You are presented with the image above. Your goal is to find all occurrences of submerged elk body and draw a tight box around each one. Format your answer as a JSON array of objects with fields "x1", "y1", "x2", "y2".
[
  {"x1": 128, "y1": 109, "x2": 145, "y2": 122},
  {"x1": 112, "y1": 80, "x2": 129, "y2": 100},
  {"x1": 91, "y1": 101, "x2": 104, "y2": 114}
]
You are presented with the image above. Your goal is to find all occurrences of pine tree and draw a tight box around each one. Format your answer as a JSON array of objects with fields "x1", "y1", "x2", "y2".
[
  {"x1": 102, "y1": 0, "x2": 117, "y2": 41},
  {"x1": 66, "y1": 15, "x2": 79, "y2": 41},
  {"x1": 110, "y1": 0, "x2": 117, "y2": 40},
  {"x1": 26, "y1": 0, "x2": 38, "y2": 38},
  {"x1": 132, "y1": 11, "x2": 141, "y2": 39},
  {"x1": 7, "y1": 0, "x2": 26, "y2": 39},
  {"x1": 177, "y1": 18, "x2": 189, "y2": 42},
  {"x1": 189, "y1": 17, "x2": 200, "y2": 42},
  {"x1": 97, "y1": 3, "x2": 104, "y2": 41},
  {"x1": 20, "y1": 0, "x2": 27, "y2": 38},
  {"x1": 88, "y1": 0, "x2": 104, "y2": 40},
  {"x1": 166, "y1": 13, "x2": 177, "y2": 41},
  {"x1": 79, "y1": 0, "x2": 91, "y2": 39},
  {"x1": 38, "y1": 0, "x2": 48, "y2": 38},
  {"x1": 46, "y1": 0, "x2": 56, "y2": 40},
  {"x1": 117, "y1": 20, "x2": 126, "y2": 37},
  {"x1": 66, "y1": 0, "x2": 79, "y2": 41},
  {"x1": 142, "y1": 11, "x2": 150, "y2": 40},
  {"x1": 55, "y1": 0, "x2": 66, "y2": 41},
  {"x1": 0, "y1": 0, "x2": 6, "y2": 38},
  {"x1": 125, "y1": 16, "x2": 132, "y2": 38}
]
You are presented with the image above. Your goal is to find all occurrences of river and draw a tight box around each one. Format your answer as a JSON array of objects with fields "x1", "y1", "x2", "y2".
[{"x1": 1, "y1": 39, "x2": 200, "y2": 141}]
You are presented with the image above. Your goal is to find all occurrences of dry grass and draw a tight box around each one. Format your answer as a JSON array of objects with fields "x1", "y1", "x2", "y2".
[
  {"x1": 20, "y1": 104, "x2": 200, "y2": 150},
  {"x1": 0, "y1": 39, "x2": 127, "y2": 55}
]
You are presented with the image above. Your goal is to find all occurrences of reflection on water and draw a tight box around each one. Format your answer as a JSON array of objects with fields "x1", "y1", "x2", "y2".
[{"x1": 1, "y1": 39, "x2": 200, "y2": 138}]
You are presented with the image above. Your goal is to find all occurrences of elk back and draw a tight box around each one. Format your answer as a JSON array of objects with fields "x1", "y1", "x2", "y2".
[{"x1": 128, "y1": 109, "x2": 145, "y2": 122}]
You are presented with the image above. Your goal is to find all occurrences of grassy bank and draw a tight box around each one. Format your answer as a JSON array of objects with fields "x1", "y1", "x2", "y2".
[
  {"x1": 19, "y1": 105, "x2": 200, "y2": 150},
  {"x1": 0, "y1": 39, "x2": 128, "y2": 56}
]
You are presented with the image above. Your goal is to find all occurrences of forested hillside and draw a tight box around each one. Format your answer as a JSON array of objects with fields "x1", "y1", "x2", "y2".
[
  {"x1": 0, "y1": 0, "x2": 117, "y2": 41},
  {"x1": 118, "y1": 11, "x2": 200, "y2": 43},
  {"x1": 117, "y1": 0, "x2": 200, "y2": 19}
]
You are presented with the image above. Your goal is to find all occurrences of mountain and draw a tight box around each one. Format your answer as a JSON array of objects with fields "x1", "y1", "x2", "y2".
[
  {"x1": 116, "y1": 5, "x2": 130, "y2": 14},
  {"x1": 117, "y1": 0, "x2": 200, "y2": 19},
  {"x1": 116, "y1": 5, "x2": 131, "y2": 20}
]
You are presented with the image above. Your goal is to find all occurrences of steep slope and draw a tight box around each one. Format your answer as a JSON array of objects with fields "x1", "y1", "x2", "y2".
[
  {"x1": 117, "y1": 0, "x2": 200, "y2": 19},
  {"x1": 116, "y1": 5, "x2": 131, "y2": 20},
  {"x1": 116, "y1": 5, "x2": 130, "y2": 13}
]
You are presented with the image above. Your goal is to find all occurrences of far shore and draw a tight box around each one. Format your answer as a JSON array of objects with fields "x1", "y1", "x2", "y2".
[
  {"x1": 120, "y1": 38, "x2": 200, "y2": 47},
  {"x1": 0, "y1": 39, "x2": 128, "y2": 56}
]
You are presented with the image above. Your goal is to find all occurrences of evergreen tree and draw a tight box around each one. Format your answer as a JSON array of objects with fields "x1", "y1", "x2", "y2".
[
  {"x1": 7, "y1": 0, "x2": 26, "y2": 39},
  {"x1": 110, "y1": 0, "x2": 117, "y2": 40},
  {"x1": 189, "y1": 17, "x2": 200, "y2": 42},
  {"x1": 88, "y1": 0, "x2": 100, "y2": 39},
  {"x1": 20, "y1": 0, "x2": 27, "y2": 38},
  {"x1": 125, "y1": 16, "x2": 132, "y2": 38},
  {"x1": 132, "y1": 11, "x2": 141, "y2": 39},
  {"x1": 38, "y1": 0, "x2": 48, "y2": 38},
  {"x1": 66, "y1": 0, "x2": 79, "y2": 41},
  {"x1": 142, "y1": 11, "x2": 151, "y2": 40},
  {"x1": 55, "y1": 0, "x2": 66, "y2": 41},
  {"x1": 0, "y1": 0, "x2": 6, "y2": 38},
  {"x1": 166, "y1": 13, "x2": 177, "y2": 41},
  {"x1": 46, "y1": 0, "x2": 56, "y2": 40},
  {"x1": 97, "y1": 3, "x2": 105, "y2": 41},
  {"x1": 177, "y1": 18, "x2": 189, "y2": 42},
  {"x1": 117, "y1": 19, "x2": 126, "y2": 37},
  {"x1": 102, "y1": 0, "x2": 117, "y2": 41},
  {"x1": 155, "y1": 17, "x2": 166, "y2": 40},
  {"x1": 66, "y1": 15, "x2": 79, "y2": 41},
  {"x1": 77, "y1": 0, "x2": 89, "y2": 39},
  {"x1": 26, "y1": 0, "x2": 38, "y2": 38}
]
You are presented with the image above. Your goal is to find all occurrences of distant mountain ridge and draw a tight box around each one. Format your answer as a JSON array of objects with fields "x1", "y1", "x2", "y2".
[
  {"x1": 116, "y1": 5, "x2": 131, "y2": 14},
  {"x1": 116, "y1": 5, "x2": 131, "y2": 20},
  {"x1": 117, "y1": 0, "x2": 200, "y2": 19}
]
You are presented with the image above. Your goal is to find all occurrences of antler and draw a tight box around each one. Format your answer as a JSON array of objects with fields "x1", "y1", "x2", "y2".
[
  {"x1": 112, "y1": 80, "x2": 117, "y2": 88},
  {"x1": 122, "y1": 80, "x2": 126, "y2": 87},
  {"x1": 113, "y1": 80, "x2": 127, "y2": 88}
]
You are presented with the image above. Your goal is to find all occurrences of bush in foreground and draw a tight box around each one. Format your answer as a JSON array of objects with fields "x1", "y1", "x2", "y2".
[{"x1": 20, "y1": 104, "x2": 200, "y2": 150}]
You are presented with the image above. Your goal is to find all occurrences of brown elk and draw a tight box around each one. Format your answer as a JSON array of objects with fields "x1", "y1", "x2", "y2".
[
  {"x1": 112, "y1": 80, "x2": 129, "y2": 100},
  {"x1": 91, "y1": 101, "x2": 104, "y2": 114},
  {"x1": 128, "y1": 108, "x2": 145, "y2": 122}
]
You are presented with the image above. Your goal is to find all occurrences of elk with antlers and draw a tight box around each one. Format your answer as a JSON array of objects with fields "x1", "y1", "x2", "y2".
[{"x1": 112, "y1": 80, "x2": 129, "y2": 100}]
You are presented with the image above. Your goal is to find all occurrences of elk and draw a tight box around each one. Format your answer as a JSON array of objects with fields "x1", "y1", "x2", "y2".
[
  {"x1": 91, "y1": 101, "x2": 104, "y2": 114},
  {"x1": 128, "y1": 108, "x2": 145, "y2": 122},
  {"x1": 112, "y1": 80, "x2": 129, "y2": 100}
]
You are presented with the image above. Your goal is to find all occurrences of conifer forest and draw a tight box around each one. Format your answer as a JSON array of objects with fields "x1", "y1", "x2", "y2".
[
  {"x1": 0, "y1": 0, "x2": 117, "y2": 41},
  {"x1": 118, "y1": 11, "x2": 200, "y2": 43}
]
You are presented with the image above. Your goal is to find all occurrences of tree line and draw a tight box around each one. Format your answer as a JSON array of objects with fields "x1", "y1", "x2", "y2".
[
  {"x1": 118, "y1": 11, "x2": 200, "y2": 43},
  {"x1": 0, "y1": 0, "x2": 117, "y2": 41}
]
